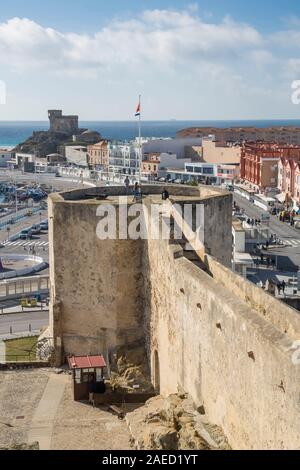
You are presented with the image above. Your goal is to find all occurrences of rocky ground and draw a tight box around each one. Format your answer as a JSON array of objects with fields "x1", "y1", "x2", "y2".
[
  {"x1": 13, "y1": 131, "x2": 72, "y2": 158},
  {"x1": 126, "y1": 393, "x2": 231, "y2": 451},
  {"x1": 13, "y1": 128, "x2": 102, "y2": 158}
]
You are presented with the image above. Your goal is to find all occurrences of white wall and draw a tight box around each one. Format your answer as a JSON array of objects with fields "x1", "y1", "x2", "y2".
[
  {"x1": 143, "y1": 137, "x2": 202, "y2": 158},
  {"x1": 0, "y1": 151, "x2": 12, "y2": 168},
  {"x1": 65, "y1": 146, "x2": 88, "y2": 167},
  {"x1": 159, "y1": 153, "x2": 191, "y2": 170}
]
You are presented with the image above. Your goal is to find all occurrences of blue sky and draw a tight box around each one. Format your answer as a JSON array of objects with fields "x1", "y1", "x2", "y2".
[
  {"x1": 1, "y1": 1, "x2": 300, "y2": 120},
  {"x1": 0, "y1": 1, "x2": 298, "y2": 33}
]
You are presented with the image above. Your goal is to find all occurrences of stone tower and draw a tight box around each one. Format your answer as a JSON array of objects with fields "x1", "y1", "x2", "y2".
[{"x1": 48, "y1": 110, "x2": 79, "y2": 135}]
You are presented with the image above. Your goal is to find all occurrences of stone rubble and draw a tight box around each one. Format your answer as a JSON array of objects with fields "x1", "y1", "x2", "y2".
[{"x1": 126, "y1": 393, "x2": 231, "y2": 451}]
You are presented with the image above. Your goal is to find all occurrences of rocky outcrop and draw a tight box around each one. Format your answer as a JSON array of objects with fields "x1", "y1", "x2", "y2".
[
  {"x1": 13, "y1": 131, "x2": 73, "y2": 158},
  {"x1": 13, "y1": 129, "x2": 102, "y2": 158},
  {"x1": 126, "y1": 394, "x2": 230, "y2": 450},
  {"x1": 110, "y1": 345, "x2": 154, "y2": 393}
]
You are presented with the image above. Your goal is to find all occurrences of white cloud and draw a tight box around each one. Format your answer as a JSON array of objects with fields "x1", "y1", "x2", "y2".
[
  {"x1": 0, "y1": 10, "x2": 263, "y2": 72},
  {"x1": 1, "y1": 7, "x2": 300, "y2": 120}
]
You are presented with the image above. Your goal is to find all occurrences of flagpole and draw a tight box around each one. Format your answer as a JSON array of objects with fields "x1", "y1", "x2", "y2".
[{"x1": 138, "y1": 94, "x2": 142, "y2": 183}]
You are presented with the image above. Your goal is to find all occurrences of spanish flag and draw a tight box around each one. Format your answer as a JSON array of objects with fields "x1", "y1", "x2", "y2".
[{"x1": 135, "y1": 98, "x2": 141, "y2": 117}]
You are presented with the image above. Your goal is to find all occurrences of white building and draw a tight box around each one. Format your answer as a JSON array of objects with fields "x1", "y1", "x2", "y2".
[
  {"x1": 0, "y1": 148, "x2": 12, "y2": 168},
  {"x1": 143, "y1": 137, "x2": 202, "y2": 159},
  {"x1": 158, "y1": 153, "x2": 192, "y2": 171},
  {"x1": 65, "y1": 146, "x2": 88, "y2": 167},
  {"x1": 160, "y1": 161, "x2": 239, "y2": 185},
  {"x1": 108, "y1": 141, "x2": 140, "y2": 175}
]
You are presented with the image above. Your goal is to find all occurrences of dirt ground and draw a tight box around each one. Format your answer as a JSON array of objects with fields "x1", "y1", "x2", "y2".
[
  {"x1": 51, "y1": 379, "x2": 131, "y2": 450},
  {"x1": 0, "y1": 369, "x2": 131, "y2": 450},
  {"x1": 0, "y1": 369, "x2": 49, "y2": 449}
]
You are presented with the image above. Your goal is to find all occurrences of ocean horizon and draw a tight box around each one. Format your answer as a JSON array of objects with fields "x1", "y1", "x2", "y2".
[{"x1": 1, "y1": 119, "x2": 300, "y2": 148}]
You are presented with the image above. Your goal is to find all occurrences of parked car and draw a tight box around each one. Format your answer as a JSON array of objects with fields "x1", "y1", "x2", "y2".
[
  {"x1": 31, "y1": 224, "x2": 41, "y2": 235},
  {"x1": 159, "y1": 177, "x2": 166, "y2": 182},
  {"x1": 174, "y1": 178, "x2": 184, "y2": 184},
  {"x1": 20, "y1": 228, "x2": 33, "y2": 240},
  {"x1": 40, "y1": 222, "x2": 48, "y2": 231}
]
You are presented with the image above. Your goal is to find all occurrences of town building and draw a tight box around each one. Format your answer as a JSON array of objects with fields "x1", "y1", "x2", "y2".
[
  {"x1": 65, "y1": 145, "x2": 88, "y2": 167},
  {"x1": 240, "y1": 143, "x2": 280, "y2": 190},
  {"x1": 87, "y1": 141, "x2": 109, "y2": 169},
  {"x1": 141, "y1": 153, "x2": 160, "y2": 177},
  {"x1": 46, "y1": 153, "x2": 66, "y2": 164},
  {"x1": 142, "y1": 137, "x2": 202, "y2": 159},
  {"x1": 277, "y1": 149, "x2": 300, "y2": 207},
  {"x1": 177, "y1": 126, "x2": 300, "y2": 145},
  {"x1": 164, "y1": 162, "x2": 238, "y2": 185},
  {"x1": 0, "y1": 148, "x2": 12, "y2": 168},
  {"x1": 202, "y1": 138, "x2": 241, "y2": 165},
  {"x1": 108, "y1": 141, "x2": 140, "y2": 175},
  {"x1": 15, "y1": 152, "x2": 36, "y2": 172}
]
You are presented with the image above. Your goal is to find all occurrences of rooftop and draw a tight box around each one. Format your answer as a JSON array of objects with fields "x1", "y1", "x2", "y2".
[{"x1": 68, "y1": 355, "x2": 106, "y2": 369}]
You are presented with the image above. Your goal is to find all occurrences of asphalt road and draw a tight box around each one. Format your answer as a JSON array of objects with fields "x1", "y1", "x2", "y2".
[
  {"x1": 234, "y1": 192, "x2": 300, "y2": 270},
  {"x1": 0, "y1": 230, "x2": 49, "y2": 260},
  {"x1": 0, "y1": 310, "x2": 49, "y2": 336},
  {"x1": 0, "y1": 169, "x2": 94, "y2": 191}
]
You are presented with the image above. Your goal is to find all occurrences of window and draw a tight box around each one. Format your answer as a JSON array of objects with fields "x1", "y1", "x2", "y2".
[
  {"x1": 96, "y1": 369, "x2": 102, "y2": 382},
  {"x1": 202, "y1": 167, "x2": 214, "y2": 175},
  {"x1": 75, "y1": 369, "x2": 81, "y2": 384},
  {"x1": 186, "y1": 166, "x2": 194, "y2": 172}
]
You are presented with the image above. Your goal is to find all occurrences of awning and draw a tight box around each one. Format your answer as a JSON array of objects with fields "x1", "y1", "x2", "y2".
[{"x1": 68, "y1": 355, "x2": 107, "y2": 370}]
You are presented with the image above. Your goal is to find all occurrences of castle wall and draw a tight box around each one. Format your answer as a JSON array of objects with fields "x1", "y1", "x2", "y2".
[
  {"x1": 144, "y1": 216, "x2": 300, "y2": 449},
  {"x1": 48, "y1": 184, "x2": 300, "y2": 449}
]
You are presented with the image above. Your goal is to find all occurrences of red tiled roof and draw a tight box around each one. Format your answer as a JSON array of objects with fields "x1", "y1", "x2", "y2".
[{"x1": 68, "y1": 355, "x2": 106, "y2": 369}]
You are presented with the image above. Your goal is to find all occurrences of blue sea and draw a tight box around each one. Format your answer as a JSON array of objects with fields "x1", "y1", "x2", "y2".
[{"x1": 1, "y1": 120, "x2": 300, "y2": 147}]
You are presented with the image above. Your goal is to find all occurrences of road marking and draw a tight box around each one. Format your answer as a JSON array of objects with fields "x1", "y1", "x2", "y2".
[
  {"x1": 285, "y1": 239, "x2": 300, "y2": 246},
  {"x1": 2, "y1": 240, "x2": 49, "y2": 248}
]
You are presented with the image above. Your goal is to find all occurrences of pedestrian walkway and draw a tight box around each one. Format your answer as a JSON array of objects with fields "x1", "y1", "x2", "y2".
[
  {"x1": 28, "y1": 373, "x2": 69, "y2": 450},
  {"x1": 2, "y1": 240, "x2": 49, "y2": 248},
  {"x1": 284, "y1": 239, "x2": 300, "y2": 247}
]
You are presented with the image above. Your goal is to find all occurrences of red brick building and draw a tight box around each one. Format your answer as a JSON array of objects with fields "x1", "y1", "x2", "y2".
[
  {"x1": 87, "y1": 140, "x2": 109, "y2": 169},
  {"x1": 278, "y1": 149, "x2": 300, "y2": 206},
  {"x1": 240, "y1": 143, "x2": 282, "y2": 189},
  {"x1": 141, "y1": 153, "x2": 160, "y2": 177}
]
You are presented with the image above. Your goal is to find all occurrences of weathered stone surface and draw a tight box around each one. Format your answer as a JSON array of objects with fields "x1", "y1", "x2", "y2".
[{"x1": 126, "y1": 394, "x2": 230, "y2": 450}]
